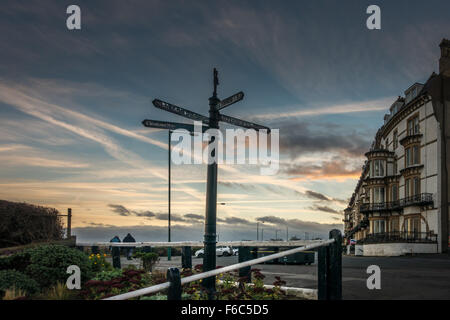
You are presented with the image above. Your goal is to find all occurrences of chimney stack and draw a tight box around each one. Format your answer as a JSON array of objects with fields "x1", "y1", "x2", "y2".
[{"x1": 439, "y1": 38, "x2": 450, "y2": 77}]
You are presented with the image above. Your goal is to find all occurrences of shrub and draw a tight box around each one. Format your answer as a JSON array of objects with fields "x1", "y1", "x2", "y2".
[
  {"x1": 0, "y1": 250, "x2": 31, "y2": 272},
  {"x1": 24, "y1": 245, "x2": 93, "y2": 289},
  {"x1": 0, "y1": 270, "x2": 39, "y2": 298},
  {"x1": 0, "y1": 200, "x2": 63, "y2": 248},
  {"x1": 93, "y1": 269, "x2": 123, "y2": 281},
  {"x1": 88, "y1": 253, "x2": 111, "y2": 272},
  {"x1": 80, "y1": 267, "x2": 152, "y2": 300},
  {"x1": 133, "y1": 251, "x2": 159, "y2": 272}
]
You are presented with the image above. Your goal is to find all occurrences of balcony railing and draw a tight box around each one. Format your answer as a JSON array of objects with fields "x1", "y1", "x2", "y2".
[
  {"x1": 359, "y1": 193, "x2": 433, "y2": 213},
  {"x1": 357, "y1": 231, "x2": 437, "y2": 244}
]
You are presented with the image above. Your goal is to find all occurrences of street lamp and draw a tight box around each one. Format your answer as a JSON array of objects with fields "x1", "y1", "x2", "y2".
[
  {"x1": 275, "y1": 229, "x2": 281, "y2": 240},
  {"x1": 168, "y1": 130, "x2": 172, "y2": 261},
  {"x1": 257, "y1": 221, "x2": 265, "y2": 241}
]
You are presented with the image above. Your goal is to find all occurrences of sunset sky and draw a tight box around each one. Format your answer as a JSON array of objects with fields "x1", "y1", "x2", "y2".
[{"x1": 1, "y1": 1, "x2": 449, "y2": 241}]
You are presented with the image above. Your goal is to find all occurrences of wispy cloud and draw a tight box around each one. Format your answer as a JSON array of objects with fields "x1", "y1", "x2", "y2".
[{"x1": 253, "y1": 97, "x2": 393, "y2": 120}]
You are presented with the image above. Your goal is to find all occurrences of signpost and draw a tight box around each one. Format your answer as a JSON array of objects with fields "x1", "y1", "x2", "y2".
[
  {"x1": 142, "y1": 68, "x2": 271, "y2": 299},
  {"x1": 216, "y1": 91, "x2": 244, "y2": 110}
]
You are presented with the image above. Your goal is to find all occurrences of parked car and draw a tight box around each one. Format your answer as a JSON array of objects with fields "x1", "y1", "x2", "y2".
[
  {"x1": 232, "y1": 247, "x2": 238, "y2": 256},
  {"x1": 194, "y1": 246, "x2": 233, "y2": 258}
]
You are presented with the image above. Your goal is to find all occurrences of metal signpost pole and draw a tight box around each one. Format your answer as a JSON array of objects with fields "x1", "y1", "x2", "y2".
[
  {"x1": 168, "y1": 130, "x2": 172, "y2": 261},
  {"x1": 203, "y1": 69, "x2": 220, "y2": 298}
]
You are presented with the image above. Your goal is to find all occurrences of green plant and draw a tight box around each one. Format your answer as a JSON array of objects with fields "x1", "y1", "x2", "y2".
[
  {"x1": 93, "y1": 269, "x2": 123, "y2": 281},
  {"x1": 2, "y1": 286, "x2": 27, "y2": 300},
  {"x1": 0, "y1": 200, "x2": 64, "y2": 248},
  {"x1": 88, "y1": 253, "x2": 112, "y2": 272},
  {"x1": 133, "y1": 251, "x2": 159, "y2": 272},
  {"x1": 24, "y1": 245, "x2": 93, "y2": 289},
  {"x1": 0, "y1": 250, "x2": 30, "y2": 272},
  {"x1": 41, "y1": 281, "x2": 77, "y2": 300},
  {"x1": 0, "y1": 269, "x2": 39, "y2": 298},
  {"x1": 80, "y1": 268, "x2": 153, "y2": 300}
]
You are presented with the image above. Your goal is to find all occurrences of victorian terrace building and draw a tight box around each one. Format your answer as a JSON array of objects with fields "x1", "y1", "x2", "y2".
[{"x1": 344, "y1": 39, "x2": 450, "y2": 256}]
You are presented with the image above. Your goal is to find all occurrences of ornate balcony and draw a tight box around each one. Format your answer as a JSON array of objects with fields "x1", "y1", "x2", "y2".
[
  {"x1": 357, "y1": 231, "x2": 437, "y2": 244},
  {"x1": 359, "y1": 193, "x2": 433, "y2": 214}
]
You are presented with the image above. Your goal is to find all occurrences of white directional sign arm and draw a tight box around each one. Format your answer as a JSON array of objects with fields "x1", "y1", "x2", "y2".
[
  {"x1": 218, "y1": 114, "x2": 270, "y2": 133},
  {"x1": 142, "y1": 119, "x2": 208, "y2": 133},
  {"x1": 216, "y1": 91, "x2": 244, "y2": 110},
  {"x1": 152, "y1": 99, "x2": 210, "y2": 124}
]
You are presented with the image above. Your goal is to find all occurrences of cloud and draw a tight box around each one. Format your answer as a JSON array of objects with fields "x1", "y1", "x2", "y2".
[
  {"x1": 254, "y1": 97, "x2": 393, "y2": 120},
  {"x1": 309, "y1": 205, "x2": 342, "y2": 215},
  {"x1": 304, "y1": 190, "x2": 330, "y2": 201},
  {"x1": 256, "y1": 216, "x2": 287, "y2": 225},
  {"x1": 108, "y1": 204, "x2": 131, "y2": 216},
  {"x1": 284, "y1": 158, "x2": 363, "y2": 181},
  {"x1": 154, "y1": 213, "x2": 186, "y2": 222},
  {"x1": 221, "y1": 217, "x2": 251, "y2": 225},
  {"x1": 134, "y1": 211, "x2": 156, "y2": 218},
  {"x1": 255, "y1": 215, "x2": 342, "y2": 235},
  {"x1": 275, "y1": 120, "x2": 371, "y2": 159},
  {"x1": 184, "y1": 213, "x2": 204, "y2": 220}
]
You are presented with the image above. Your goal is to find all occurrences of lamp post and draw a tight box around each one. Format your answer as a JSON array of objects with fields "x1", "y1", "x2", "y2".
[
  {"x1": 275, "y1": 229, "x2": 281, "y2": 240},
  {"x1": 257, "y1": 222, "x2": 259, "y2": 241},
  {"x1": 168, "y1": 130, "x2": 172, "y2": 261},
  {"x1": 257, "y1": 221, "x2": 265, "y2": 240}
]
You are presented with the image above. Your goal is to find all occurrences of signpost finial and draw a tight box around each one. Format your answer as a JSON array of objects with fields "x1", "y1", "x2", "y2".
[{"x1": 213, "y1": 68, "x2": 219, "y2": 97}]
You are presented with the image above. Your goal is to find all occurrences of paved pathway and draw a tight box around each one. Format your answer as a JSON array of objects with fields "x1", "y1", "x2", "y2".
[{"x1": 108, "y1": 254, "x2": 450, "y2": 299}]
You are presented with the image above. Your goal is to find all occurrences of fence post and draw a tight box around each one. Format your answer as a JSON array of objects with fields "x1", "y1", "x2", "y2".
[
  {"x1": 167, "y1": 268, "x2": 182, "y2": 300},
  {"x1": 327, "y1": 229, "x2": 342, "y2": 300},
  {"x1": 182, "y1": 246, "x2": 192, "y2": 269},
  {"x1": 238, "y1": 247, "x2": 252, "y2": 282},
  {"x1": 67, "y1": 208, "x2": 72, "y2": 238},
  {"x1": 317, "y1": 246, "x2": 328, "y2": 300},
  {"x1": 112, "y1": 245, "x2": 121, "y2": 269}
]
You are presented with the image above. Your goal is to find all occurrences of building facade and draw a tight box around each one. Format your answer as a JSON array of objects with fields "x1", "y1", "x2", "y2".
[{"x1": 344, "y1": 39, "x2": 450, "y2": 256}]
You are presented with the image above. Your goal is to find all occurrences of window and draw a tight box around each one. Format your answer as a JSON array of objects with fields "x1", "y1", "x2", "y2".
[
  {"x1": 405, "y1": 179, "x2": 411, "y2": 197},
  {"x1": 393, "y1": 160, "x2": 398, "y2": 174},
  {"x1": 404, "y1": 217, "x2": 421, "y2": 235},
  {"x1": 413, "y1": 177, "x2": 420, "y2": 196},
  {"x1": 393, "y1": 130, "x2": 398, "y2": 149},
  {"x1": 390, "y1": 217, "x2": 399, "y2": 232},
  {"x1": 373, "y1": 187, "x2": 385, "y2": 203},
  {"x1": 405, "y1": 145, "x2": 420, "y2": 166},
  {"x1": 391, "y1": 184, "x2": 398, "y2": 201},
  {"x1": 407, "y1": 115, "x2": 420, "y2": 136},
  {"x1": 371, "y1": 159, "x2": 385, "y2": 177},
  {"x1": 413, "y1": 145, "x2": 420, "y2": 164},
  {"x1": 373, "y1": 220, "x2": 386, "y2": 234}
]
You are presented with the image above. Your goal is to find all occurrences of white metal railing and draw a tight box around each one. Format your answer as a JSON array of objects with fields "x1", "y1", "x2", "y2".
[
  {"x1": 103, "y1": 238, "x2": 335, "y2": 300},
  {"x1": 77, "y1": 240, "x2": 319, "y2": 248}
]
